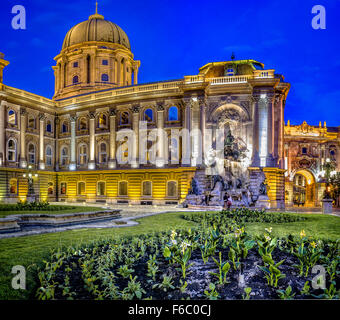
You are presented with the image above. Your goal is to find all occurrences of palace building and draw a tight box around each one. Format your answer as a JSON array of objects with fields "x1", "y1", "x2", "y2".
[{"x1": 0, "y1": 8, "x2": 337, "y2": 208}]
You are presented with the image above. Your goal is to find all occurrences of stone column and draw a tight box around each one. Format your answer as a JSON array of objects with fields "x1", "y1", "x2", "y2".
[
  {"x1": 38, "y1": 113, "x2": 45, "y2": 170},
  {"x1": 199, "y1": 97, "x2": 206, "y2": 163},
  {"x1": 266, "y1": 94, "x2": 274, "y2": 167},
  {"x1": 191, "y1": 98, "x2": 201, "y2": 166},
  {"x1": 123, "y1": 59, "x2": 127, "y2": 86},
  {"x1": 117, "y1": 58, "x2": 121, "y2": 86},
  {"x1": 19, "y1": 107, "x2": 27, "y2": 168},
  {"x1": 182, "y1": 99, "x2": 191, "y2": 166},
  {"x1": 156, "y1": 104, "x2": 165, "y2": 167},
  {"x1": 251, "y1": 96, "x2": 260, "y2": 167},
  {"x1": 91, "y1": 54, "x2": 96, "y2": 85},
  {"x1": 108, "y1": 108, "x2": 117, "y2": 168},
  {"x1": 0, "y1": 101, "x2": 6, "y2": 166},
  {"x1": 131, "y1": 105, "x2": 139, "y2": 168},
  {"x1": 133, "y1": 66, "x2": 138, "y2": 85},
  {"x1": 88, "y1": 111, "x2": 96, "y2": 169},
  {"x1": 69, "y1": 115, "x2": 77, "y2": 170},
  {"x1": 55, "y1": 116, "x2": 59, "y2": 171}
]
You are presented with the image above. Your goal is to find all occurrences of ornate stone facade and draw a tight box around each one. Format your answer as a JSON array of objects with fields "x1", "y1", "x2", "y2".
[{"x1": 0, "y1": 9, "x2": 293, "y2": 207}]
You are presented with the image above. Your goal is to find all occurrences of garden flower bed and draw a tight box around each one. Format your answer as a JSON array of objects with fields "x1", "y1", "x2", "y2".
[{"x1": 36, "y1": 209, "x2": 339, "y2": 300}]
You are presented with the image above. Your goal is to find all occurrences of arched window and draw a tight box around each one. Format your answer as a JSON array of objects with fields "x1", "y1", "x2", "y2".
[
  {"x1": 142, "y1": 181, "x2": 152, "y2": 196},
  {"x1": 121, "y1": 140, "x2": 129, "y2": 163},
  {"x1": 61, "y1": 147, "x2": 69, "y2": 166},
  {"x1": 101, "y1": 74, "x2": 109, "y2": 82},
  {"x1": 98, "y1": 113, "x2": 107, "y2": 128},
  {"x1": 97, "y1": 181, "x2": 106, "y2": 196},
  {"x1": 120, "y1": 111, "x2": 129, "y2": 125},
  {"x1": 79, "y1": 144, "x2": 87, "y2": 165},
  {"x1": 144, "y1": 109, "x2": 153, "y2": 122},
  {"x1": 8, "y1": 109, "x2": 16, "y2": 125},
  {"x1": 46, "y1": 120, "x2": 52, "y2": 133},
  {"x1": 28, "y1": 115, "x2": 36, "y2": 129},
  {"x1": 118, "y1": 181, "x2": 128, "y2": 196},
  {"x1": 46, "y1": 145, "x2": 52, "y2": 166},
  {"x1": 61, "y1": 121, "x2": 69, "y2": 133},
  {"x1": 99, "y1": 142, "x2": 107, "y2": 163},
  {"x1": 167, "y1": 181, "x2": 177, "y2": 197},
  {"x1": 28, "y1": 143, "x2": 35, "y2": 164},
  {"x1": 9, "y1": 179, "x2": 17, "y2": 194},
  {"x1": 73, "y1": 75, "x2": 79, "y2": 84},
  {"x1": 7, "y1": 139, "x2": 16, "y2": 162},
  {"x1": 79, "y1": 117, "x2": 87, "y2": 130},
  {"x1": 77, "y1": 181, "x2": 86, "y2": 195},
  {"x1": 60, "y1": 182, "x2": 67, "y2": 195},
  {"x1": 48, "y1": 182, "x2": 54, "y2": 195},
  {"x1": 168, "y1": 106, "x2": 179, "y2": 121}
]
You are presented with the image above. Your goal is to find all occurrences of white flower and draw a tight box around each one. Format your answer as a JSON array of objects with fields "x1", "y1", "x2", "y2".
[
  {"x1": 180, "y1": 241, "x2": 191, "y2": 253},
  {"x1": 171, "y1": 230, "x2": 177, "y2": 240},
  {"x1": 171, "y1": 239, "x2": 177, "y2": 245},
  {"x1": 265, "y1": 235, "x2": 271, "y2": 242},
  {"x1": 265, "y1": 227, "x2": 273, "y2": 233}
]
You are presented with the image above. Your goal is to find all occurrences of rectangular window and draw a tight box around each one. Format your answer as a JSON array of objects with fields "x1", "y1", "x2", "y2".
[
  {"x1": 118, "y1": 181, "x2": 128, "y2": 196},
  {"x1": 60, "y1": 182, "x2": 67, "y2": 195},
  {"x1": 102, "y1": 59, "x2": 108, "y2": 65},
  {"x1": 78, "y1": 182, "x2": 86, "y2": 195},
  {"x1": 97, "y1": 182, "x2": 106, "y2": 196},
  {"x1": 167, "y1": 181, "x2": 177, "y2": 197},
  {"x1": 73, "y1": 62, "x2": 78, "y2": 68},
  {"x1": 142, "y1": 181, "x2": 152, "y2": 196}
]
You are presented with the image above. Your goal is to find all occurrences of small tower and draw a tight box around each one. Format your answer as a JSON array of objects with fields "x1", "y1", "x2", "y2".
[{"x1": 0, "y1": 53, "x2": 10, "y2": 88}]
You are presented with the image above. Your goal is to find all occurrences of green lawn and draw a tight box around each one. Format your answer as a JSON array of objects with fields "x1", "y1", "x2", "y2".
[
  {"x1": 0, "y1": 206, "x2": 104, "y2": 218},
  {"x1": 0, "y1": 211, "x2": 339, "y2": 300}
]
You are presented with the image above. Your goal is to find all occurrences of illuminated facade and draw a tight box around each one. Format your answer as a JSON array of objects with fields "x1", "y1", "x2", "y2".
[
  {"x1": 284, "y1": 121, "x2": 340, "y2": 207},
  {"x1": 0, "y1": 8, "x2": 292, "y2": 207}
]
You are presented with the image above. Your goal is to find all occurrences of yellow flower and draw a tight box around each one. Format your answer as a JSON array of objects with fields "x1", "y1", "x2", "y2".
[
  {"x1": 300, "y1": 230, "x2": 306, "y2": 238},
  {"x1": 265, "y1": 227, "x2": 273, "y2": 233},
  {"x1": 310, "y1": 241, "x2": 317, "y2": 248}
]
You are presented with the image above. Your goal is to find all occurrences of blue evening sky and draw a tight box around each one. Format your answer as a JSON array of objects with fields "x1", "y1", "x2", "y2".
[{"x1": 1, "y1": 0, "x2": 339, "y2": 126}]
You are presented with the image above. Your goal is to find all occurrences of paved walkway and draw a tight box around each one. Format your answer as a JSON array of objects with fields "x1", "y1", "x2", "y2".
[{"x1": 0, "y1": 204, "x2": 338, "y2": 239}]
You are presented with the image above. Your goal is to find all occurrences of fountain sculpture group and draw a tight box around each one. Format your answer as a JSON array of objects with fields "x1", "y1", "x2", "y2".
[{"x1": 184, "y1": 129, "x2": 270, "y2": 209}]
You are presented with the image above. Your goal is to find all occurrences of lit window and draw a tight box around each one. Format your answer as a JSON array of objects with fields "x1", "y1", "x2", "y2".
[
  {"x1": 168, "y1": 106, "x2": 179, "y2": 121},
  {"x1": 77, "y1": 182, "x2": 86, "y2": 195},
  {"x1": 28, "y1": 143, "x2": 35, "y2": 164},
  {"x1": 118, "y1": 181, "x2": 128, "y2": 196},
  {"x1": 60, "y1": 182, "x2": 67, "y2": 195},
  {"x1": 120, "y1": 111, "x2": 129, "y2": 125},
  {"x1": 99, "y1": 143, "x2": 107, "y2": 163},
  {"x1": 101, "y1": 74, "x2": 109, "y2": 82},
  {"x1": 28, "y1": 116, "x2": 35, "y2": 129},
  {"x1": 302, "y1": 147, "x2": 307, "y2": 154},
  {"x1": 97, "y1": 181, "x2": 106, "y2": 196},
  {"x1": 9, "y1": 179, "x2": 17, "y2": 194},
  {"x1": 144, "y1": 109, "x2": 153, "y2": 122},
  {"x1": 46, "y1": 146, "x2": 52, "y2": 166},
  {"x1": 7, "y1": 139, "x2": 16, "y2": 162},
  {"x1": 8, "y1": 110, "x2": 16, "y2": 125},
  {"x1": 48, "y1": 182, "x2": 54, "y2": 195},
  {"x1": 73, "y1": 62, "x2": 78, "y2": 68},
  {"x1": 102, "y1": 60, "x2": 108, "y2": 66},
  {"x1": 61, "y1": 147, "x2": 69, "y2": 166},
  {"x1": 79, "y1": 144, "x2": 87, "y2": 165},
  {"x1": 73, "y1": 75, "x2": 79, "y2": 84},
  {"x1": 167, "y1": 181, "x2": 177, "y2": 197},
  {"x1": 142, "y1": 181, "x2": 152, "y2": 196},
  {"x1": 46, "y1": 120, "x2": 52, "y2": 133},
  {"x1": 98, "y1": 114, "x2": 107, "y2": 128},
  {"x1": 79, "y1": 117, "x2": 87, "y2": 130},
  {"x1": 61, "y1": 121, "x2": 69, "y2": 133}
]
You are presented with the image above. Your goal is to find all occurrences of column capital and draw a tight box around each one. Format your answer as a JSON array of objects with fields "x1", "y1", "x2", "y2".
[
  {"x1": 70, "y1": 114, "x2": 77, "y2": 122},
  {"x1": 88, "y1": 111, "x2": 96, "y2": 119},
  {"x1": 39, "y1": 112, "x2": 46, "y2": 121},
  {"x1": 109, "y1": 108, "x2": 117, "y2": 116},
  {"x1": 20, "y1": 107, "x2": 27, "y2": 116},
  {"x1": 157, "y1": 104, "x2": 165, "y2": 112},
  {"x1": 131, "y1": 105, "x2": 140, "y2": 113}
]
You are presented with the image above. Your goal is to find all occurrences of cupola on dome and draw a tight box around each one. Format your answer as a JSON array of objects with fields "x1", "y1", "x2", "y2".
[{"x1": 62, "y1": 5, "x2": 130, "y2": 50}]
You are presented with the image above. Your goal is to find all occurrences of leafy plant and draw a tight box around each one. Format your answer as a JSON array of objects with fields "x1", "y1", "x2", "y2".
[
  {"x1": 152, "y1": 275, "x2": 175, "y2": 292},
  {"x1": 117, "y1": 265, "x2": 134, "y2": 279},
  {"x1": 242, "y1": 287, "x2": 252, "y2": 300},
  {"x1": 209, "y1": 251, "x2": 231, "y2": 284},
  {"x1": 277, "y1": 285, "x2": 295, "y2": 300},
  {"x1": 204, "y1": 283, "x2": 220, "y2": 300}
]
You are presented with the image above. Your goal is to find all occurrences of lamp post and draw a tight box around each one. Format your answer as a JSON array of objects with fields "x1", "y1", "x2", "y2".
[{"x1": 23, "y1": 165, "x2": 39, "y2": 203}]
